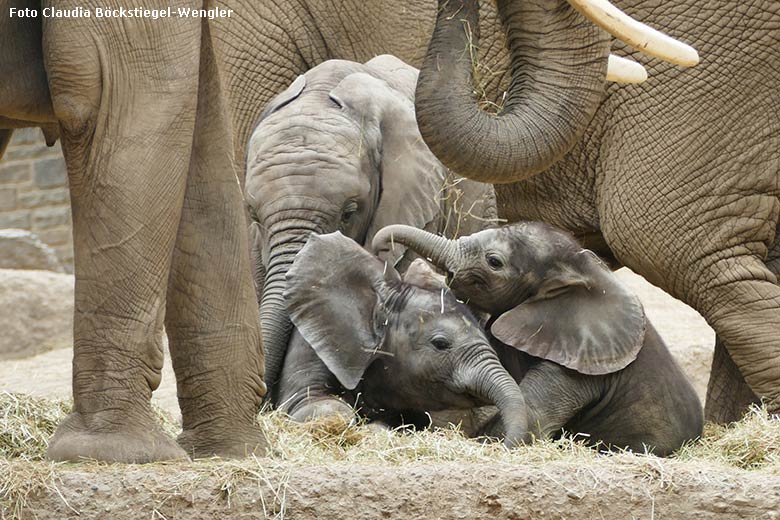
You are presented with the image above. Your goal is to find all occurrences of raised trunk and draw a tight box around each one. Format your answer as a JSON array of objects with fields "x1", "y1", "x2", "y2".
[
  {"x1": 372, "y1": 225, "x2": 463, "y2": 274},
  {"x1": 465, "y1": 356, "x2": 529, "y2": 447},
  {"x1": 416, "y1": 0, "x2": 609, "y2": 183}
]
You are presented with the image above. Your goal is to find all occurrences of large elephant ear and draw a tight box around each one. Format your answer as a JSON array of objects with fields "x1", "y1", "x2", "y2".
[
  {"x1": 284, "y1": 232, "x2": 400, "y2": 390},
  {"x1": 328, "y1": 68, "x2": 448, "y2": 266},
  {"x1": 490, "y1": 252, "x2": 646, "y2": 375}
]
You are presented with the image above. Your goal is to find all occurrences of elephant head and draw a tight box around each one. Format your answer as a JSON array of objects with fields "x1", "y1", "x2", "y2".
[
  {"x1": 246, "y1": 56, "x2": 454, "y2": 395},
  {"x1": 284, "y1": 232, "x2": 528, "y2": 446},
  {"x1": 372, "y1": 223, "x2": 646, "y2": 376}
]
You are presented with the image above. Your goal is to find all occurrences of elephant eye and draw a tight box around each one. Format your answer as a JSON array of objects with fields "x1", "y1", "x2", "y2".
[
  {"x1": 341, "y1": 201, "x2": 358, "y2": 222},
  {"x1": 486, "y1": 253, "x2": 504, "y2": 270},
  {"x1": 430, "y1": 336, "x2": 452, "y2": 351}
]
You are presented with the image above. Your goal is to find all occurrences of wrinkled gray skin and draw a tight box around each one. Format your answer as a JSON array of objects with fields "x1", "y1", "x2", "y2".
[
  {"x1": 280, "y1": 232, "x2": 526, "y2": 447},
  {"x1": 246, "y1": 56, "x2": 495, "y2": 398},
  {"x1": 374, "y1": 224, "x2": 704, "y2": 455},
  {"x1": 414, "y1": 0, "x2": 780, "y2": 424}
]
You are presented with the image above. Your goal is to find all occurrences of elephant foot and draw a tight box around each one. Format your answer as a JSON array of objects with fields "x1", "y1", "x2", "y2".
[
  {"x1": 705, "y1": 339, "x2": 760, "y2": 424},
  {"x1": 47, "y1": 411, "x2": 188, "y2": 463},
  {"x1": 289, "y1": 397, "x2": 357, "y2": 424},
  {"x1": 177, "y1": 423, "x2": 268, "y2": 459}
]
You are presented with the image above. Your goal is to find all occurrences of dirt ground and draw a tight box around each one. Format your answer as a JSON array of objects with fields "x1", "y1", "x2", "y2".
[
  {"x1": 6, "y1": 269, "x2": 766, "y2": 520},
  {"x1": 9, "y1": 459, "x2": 780, "y2": 520}
]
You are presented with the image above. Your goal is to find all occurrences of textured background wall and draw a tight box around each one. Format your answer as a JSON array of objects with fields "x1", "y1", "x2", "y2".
[{"x1": 0, "y1": 128, "x2": 73, "y2": 271}]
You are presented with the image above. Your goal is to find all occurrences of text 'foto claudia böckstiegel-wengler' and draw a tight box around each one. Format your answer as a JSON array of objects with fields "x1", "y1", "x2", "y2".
[{"x1": 8, "y1": 6, "x2": 234, "y2": 20}]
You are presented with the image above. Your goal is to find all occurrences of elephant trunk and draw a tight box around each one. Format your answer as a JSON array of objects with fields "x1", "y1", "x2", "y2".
[
  {"x1": 259, "y1": 221, "x2": 320, "y2": 400},
  {"x1": 415, "y1": 0, "x2": 609, "y2": 183},
  {"x1": 463, "y1": 353, "x2": 528, "y2": 447},
  {"x1": 371, "y1": 225, "x2": 463, "y2": 275},
  {"x1": 259, "y1": 260, "x2": 293, "y2": 399}
]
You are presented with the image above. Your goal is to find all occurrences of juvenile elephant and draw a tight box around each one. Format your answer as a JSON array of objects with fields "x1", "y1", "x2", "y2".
[
  {"x1": 374, "y1": 223, "x2": 704, "y2": 455},
  {"x1": 279, "y1": 232, "x2": 526, "y2": 445},
  {"x1": 245, "y1": 56, "x2": 495, "y2": 397}
]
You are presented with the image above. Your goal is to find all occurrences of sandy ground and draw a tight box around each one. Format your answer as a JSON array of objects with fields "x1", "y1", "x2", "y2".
[{"x1": 0, "y1": 268, "x2": 715, "y2": 423}]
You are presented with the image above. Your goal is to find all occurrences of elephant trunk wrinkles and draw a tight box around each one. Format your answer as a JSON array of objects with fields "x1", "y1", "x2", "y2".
[
  {"x1": 464, "y1": 353, "x2": 529, "y2": 447},
  {"x1": 415, "y1": 0, "x2": 609, "y2": 183},
  {"x1": 260, "y1": 222, "x2": 319, "y2": 400},
  {"x1": 371, "y1": 225, "x2": 463, "y2": 274}
]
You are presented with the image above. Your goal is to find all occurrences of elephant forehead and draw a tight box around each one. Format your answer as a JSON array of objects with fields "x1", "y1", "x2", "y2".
[
  {"x1": 245, "y1": 160, "x2": 372, "y2": 216},
  {"x1": 494, "y1": 222, "x2": 568, "y2": 263},
  {"x1": 249, "y1": 109, "x2": 366, "y2": 158},
  {"x1": 398, "y1": 289, "x2": 481, "y2": 333}
]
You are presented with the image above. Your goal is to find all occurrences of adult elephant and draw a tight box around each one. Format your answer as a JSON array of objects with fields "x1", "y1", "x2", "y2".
[
  {"x1": 0, "y1": 0, "x2": 692, "y2": 462},
  {"x1": 413, "y1": 0, "x2": 779, "y2": 423}
]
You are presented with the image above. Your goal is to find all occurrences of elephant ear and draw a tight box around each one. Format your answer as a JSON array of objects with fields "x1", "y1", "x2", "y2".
[
  {"x1": 284, "y1": 232, "x2": 401, "y2": 390},
  {"x1": 402, "y1": 259, "x2": 448, "y2": 291},
  {"x1": 328, "y1": 70, "x2": 448, "y2": 266},
  {"x1": 490, "y1": 251, "x2": 646, "y2": 375},
  {"x1": 258, "y1": 75, "x2": 306, "y2": 122}
]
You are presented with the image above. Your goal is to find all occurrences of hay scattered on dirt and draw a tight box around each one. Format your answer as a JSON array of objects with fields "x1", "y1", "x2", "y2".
[
  {"x1": 0, "y1": 392, "x2": 69, "y2": 460},
  {"x1": 2, "y1": 393, "x2": 780, "y2": 519},
  {"x1": 2, "y1": 392, "x2": 780, "y2": 472},
  {"x1": 676, "y1": 404, "x2": 780, "y2": 470}
]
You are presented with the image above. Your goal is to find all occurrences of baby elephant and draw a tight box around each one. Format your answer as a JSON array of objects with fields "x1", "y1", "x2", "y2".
[
  {"x1": 373, "y1": 223, "x2": 704, "y2": 455},
  {"x1": 281, "y1": 231, "x2": 526, "y2": 446}
]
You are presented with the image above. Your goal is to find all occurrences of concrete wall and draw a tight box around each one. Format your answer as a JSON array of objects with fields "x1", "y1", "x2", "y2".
[{"x1": 0, "y1": 128, "x2": 73, "y2": 270}]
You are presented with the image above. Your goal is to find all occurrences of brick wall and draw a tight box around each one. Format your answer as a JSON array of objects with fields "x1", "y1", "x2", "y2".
[{"x1": 0, "y1": 128, "x2": 73, "y2": 271}]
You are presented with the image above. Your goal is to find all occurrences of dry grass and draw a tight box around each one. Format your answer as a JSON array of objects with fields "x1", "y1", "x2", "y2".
[
  {"x1": 2, "y1": 394, "x2": 780, "y2": 518},
  {"x1": 676, "y1": 403, "x2": 780, "y2": 470},
  {"x1": 0, "y1": 393, "x2": 69, "y2": 460},
  {"x1": 2, "y1": 392, "x2": 780, "y2": 471}
]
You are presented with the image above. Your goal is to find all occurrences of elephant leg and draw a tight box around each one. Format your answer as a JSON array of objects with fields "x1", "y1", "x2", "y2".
[
  {"x1": 699, "y1": 256, "x2": 780, "y2": 422},
  {"x1": 44, "y1": 6, "x2": 201, "y2": 462},
  {"x1": 705, "y1": 337, "x2": 760, "y2": 423},
  {"x1": 166, "y1": 26, "x2": 267, "y2": 459},
  {"x1": 707, "y1": 253, "x2": 780, "y2": 422},
  {"x1": 277, "y1": 329, "x2": 355, "y2": 423}
]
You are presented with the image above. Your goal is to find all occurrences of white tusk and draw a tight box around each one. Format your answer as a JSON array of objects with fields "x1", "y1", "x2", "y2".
[
  {"x1": 566, "y1": 0, "x2": 699, "y2": 67},
  {"x1": 606, "y1": 54, "x2": 647, "y2": 83}
]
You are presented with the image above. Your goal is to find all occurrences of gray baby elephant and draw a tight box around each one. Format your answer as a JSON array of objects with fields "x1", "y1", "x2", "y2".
[
  {"x1": 246, "y1": 55, "x2": 496, "y2": 396},
  {"x1": 280, "y1": 231, "x2": 526, "y2": 446},
  {"x1": 373, "y1": 222, "x2": 704, "y2": 455}
]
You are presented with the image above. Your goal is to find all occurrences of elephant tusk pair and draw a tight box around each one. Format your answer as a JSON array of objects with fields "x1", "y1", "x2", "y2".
[{"x1": 570, "y1": 0, "x2": 699, "y2": 84}]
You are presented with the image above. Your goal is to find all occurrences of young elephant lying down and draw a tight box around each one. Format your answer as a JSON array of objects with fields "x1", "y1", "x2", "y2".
[
  {"x1": 373, "y1": 222, "x2": 704, "y2": 456},
  {"x1": 280, "y1": 232, "x2": 526, "y2": 445}
]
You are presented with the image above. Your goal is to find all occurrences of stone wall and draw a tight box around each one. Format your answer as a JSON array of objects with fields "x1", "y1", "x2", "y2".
[{"x1": 0, "y1": 128, "x2": 73, "y2": 270}]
